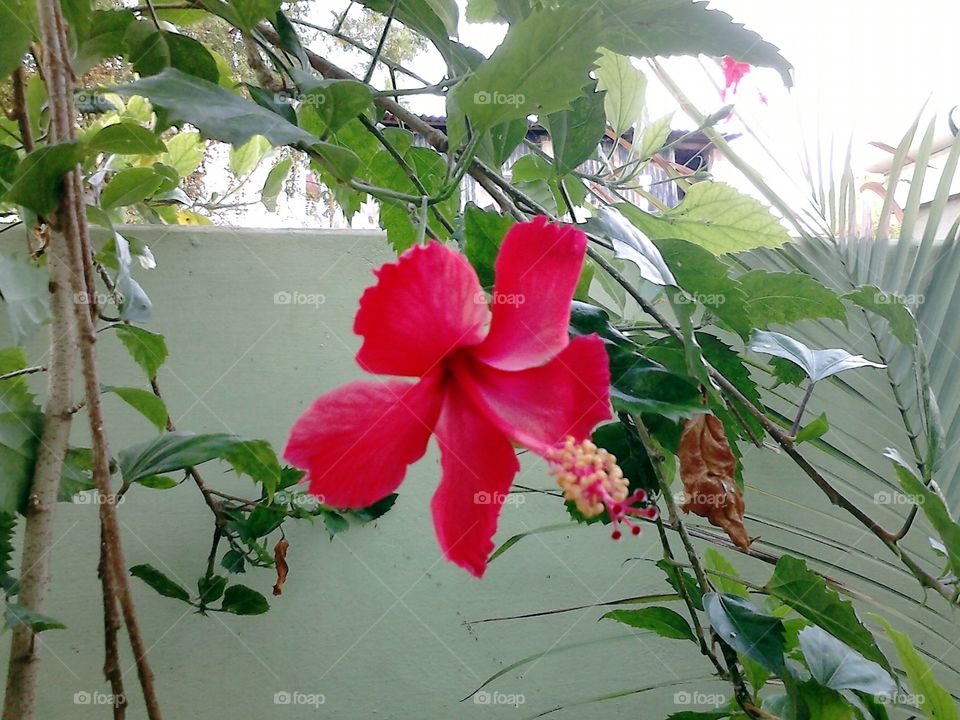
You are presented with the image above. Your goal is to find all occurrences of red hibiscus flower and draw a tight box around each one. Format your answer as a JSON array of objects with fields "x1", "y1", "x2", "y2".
[{"x1": 284, "y1": 217, "x2": 623, "y2": 577}]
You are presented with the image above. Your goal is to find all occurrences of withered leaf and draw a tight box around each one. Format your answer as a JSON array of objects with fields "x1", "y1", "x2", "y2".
[
  {"x1": 678, "y1": 413, "x2": 750, "y2": 550},
  {"x1": 272, "y1": 538, "x2": 289, "y2": 596}
]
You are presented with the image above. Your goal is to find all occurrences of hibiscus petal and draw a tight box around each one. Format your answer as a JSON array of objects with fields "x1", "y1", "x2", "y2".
[
  {"x1": 284, "y1": 376, "x2": 443, "y2": 508},
  {"x1": 431, "y1": 384, "x2": 519, "y2": 578},
  {"x1": 473, "y1": 217, "x2": 587, "y2": 371},
  {"x1": 355, "y1": 242, "x2": 491, "y2": 377},
  {"x1": 459, "y1": 335, "x2": 611, "y2": 455}
]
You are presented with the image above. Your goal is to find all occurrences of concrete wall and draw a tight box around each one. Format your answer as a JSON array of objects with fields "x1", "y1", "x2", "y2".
[{"x1": 0, "y1": 226, "x2": 954, "y2": 719}]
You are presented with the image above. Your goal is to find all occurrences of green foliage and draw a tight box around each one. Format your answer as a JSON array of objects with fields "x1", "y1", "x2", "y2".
[
  {"x1": 87, "y1": 122, "x2": 167, "y2": 156},
  {"x1": 462, "y1": 203, "x2": 515, "y2": 287},
  {"x1": 703, "y1": 593, "x2": 785, "y2": 673},
  {"x1": 750, "y1": 330, "x2": 884, "y2": 382},
  {"x1": 0, "y1": 255, "x2": 52, "y2": 344},
  {"x1": 130, "y1": 564, "x2": 192, "y2": 603},
  {"x1": 0, "y1": 0, "x2": 33, "y2": 78},
  {"x1": 114, "y1": 325, "x2": 168, "y2": 379},
  {"x1": 102, "y1": 386, "x2": 168, "y2": 432},
  {"x1": 797, "y1": 626, "x2": 894, "y2": 696},
  {"x1": 220, "y1": 584, "x2": 269, "y2": 615},
  {"x1": 544, "y1": 87, "x2": 607, "y2": 177},
  {"x1": 602, "y1": 607, "x2": 695, "y2": 642},
  {"x1": 2, "y1": 142, "x2": 85, "y2": 216},
  {"x1": 594, "y1": 48, "x2": 646, "y2": 138}
]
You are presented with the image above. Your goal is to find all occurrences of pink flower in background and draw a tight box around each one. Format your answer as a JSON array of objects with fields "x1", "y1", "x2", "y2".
[
  {"x1": 284, "y1": 218, "x2": 614, "y2": 577},
  {"x1": 721, "y1": 56, "x2": 752, "y2": 100}
]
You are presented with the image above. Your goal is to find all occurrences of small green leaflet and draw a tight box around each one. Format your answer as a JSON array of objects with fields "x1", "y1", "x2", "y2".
[
  {"x1": 602, "y1": 607, "x2": 695, "y2": 642},
  {"x1": 749, "y1": 331, "x2": 884, "y2": 382}
]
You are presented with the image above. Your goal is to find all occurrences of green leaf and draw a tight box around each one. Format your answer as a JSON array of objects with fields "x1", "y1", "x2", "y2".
[
  {"x1": 162, "y1": 130, "x2": 204, "y2": 176},
  {"x1": 221, "y1": 439, "x2": 281, "y2": 498},
  {"x1": 200, "y1": 0, "x2": 279, "y2": 32},
  {"x1": 704, "y1": 592, "x2": 785, "y2": 673},
  {"x1": 136, "y1": 475, "x2": 178, "y2": 490},
  {"x1": 886, "y1": 448, "x2": 960, "y2": 580},
  {"x1": 87, "y1": 121, "x2": 166, "y2": 155},
  {"x1": 321, "y1": 510, "x2": 349, "y2": 539},
  {"x1": 749, "y1": 331, "x2": 885, "y2": 383},
  {"x1": 0, "y1": 512, "x2": 16, "y2": 581},
  {"x1": 130, "y1": 564, "x2": 191, "y2": 603},
  {"x1": 0, "y1": 407, "x2": 41, "y2": 517},
  {"x1": 346, "y1": 493, "x2": 398, "y2": 523},
  {"x1": 704, "y1": 549, "x2": 748, "y2": 598},
  {"x1": 738, "y1": 270, "x2": 847, "y2": 328},
  {"x1": 798, "y1": 626, "x2": 894, "y2": 696},
  {"x1": 114, "y1": 325, "x2": 168, "y2": 379},
  {"x1": 4, "y1": 603, "x2": 66, "y2": 633},
  {"x1": 197, "y1": 574, "x2": 227, "y2": 604},
  {"x1": 601, "y1": 607, "x2": 695, "y2": 642},
  {"x1": 110, "y1": 69, "x2": 359, "y2": 181},
  {"x1": 795, "y1": 412, "x2": 829, "y2": 443},
  {"x1": 764, "y1": 556, "x2": 890, "y2": 673},
  {"x1": 0, "y1": 254, "x2": 52, "y2": 344},
  {"x1": 463, "y1": 203, "x2": 515, "y2": 288},
  {"x1": 220, "y1": 584, "x2": 269, "y2": 615},
  {"x1": 870, "y1": 614, "x2": 958, "y2": 720},
  {"x1": 619, "y1": 183, "x2": 792, "y2": 255},
  {"x1": 769, "y1": 357, "x2": 807, "y2": 387},
  {"x1": 638, "y1": 112, "x2": 674, "y2": 160},
  {"x1": 596, "y1": 0, "x2": 793, "y2": 86},
  {"x1": 119, "y1": 432, "x2": 246, "y2": 484},
  {"x1": 102, "y1": 386, "x2": 167, "y2": 432},
  {"x1": 652, "y1": 236, "x2": 752, "y2": 338},
  {"x1": 656, "y1": 559, "x2": 703, "y2": 611},
  {"x1": 260, "y1": 157, "x2": 292, "y2": 212},
  {"x1": 221, "y1": 548, "x2": 246, "y2": 574},
  {"x1": 237, "y1": 506, "x2": 284, "y2": 540},
  {"x1": 124, "y1": 22, "x2": 219, "y2": 83},
  {"x1": 545, "y1": 86, "x2": 607, "y2": 176},
  {"x1": 101, "y1": 167, "x2": 165, "y2": 209},
  {"x1": 2, "y1": 142, "x2": 84, "y2": 216},
  {"x1": 594, "y1": 48, "x2": 646, "y2": 138},
  {"x1": 295, "y1": 74, "x2": 375, "y2": 136},
  {"x1": 448, "y1": 5, "x2": 601, "y2": 139},
  {"x1": 583, "y1": 207, "x2": 676, "y2": 286},
  {"x1": 843, "y1": 284, "x2": 917, "y2": 346},
  {"x1": 76, "y1": 10, "x2": 135, "y2": 73},
  {"x1": 796, "y1": 682, "x2": 856, "y2": 720},
  {"x1": 228, "y1": 135, "x2": 270, "y2": 177},
  {"x1": 0, "y1": 0, "x2": 33, "y2": 78}
]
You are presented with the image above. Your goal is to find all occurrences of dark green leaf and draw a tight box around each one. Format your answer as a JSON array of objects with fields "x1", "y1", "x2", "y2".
[
  {"x1": 545, "y1": 86, "x2": 606, "y2": 176},
  {"x1": 295, "y1": 73, "x2": 374, "y2": 136},
  {"x1": 321, "y1": 510, "x2": 349, "y2": 539},
  {"x1": 703, "y1": 592, "x2": 785, "y2": 673},
  {"x1": 463, "y1": 203, "x2": 514, "y2": 287},
  {"x1": 0, "y1": 0, "x2": 33, "y2": 78},
  {"x1": 76, "y1": 10, "x2": 136, "y2": 73},
  {"x1": 119, "y1": 431, "x2": 247, "y2": 484},
  {"x1": 765, "y1": 556, "x2": 890, "y2": 672},
  {"x1": 101, "y1": 167, "x2": 165, "y2": 209},
  {"x1": 656, "y1": 559, "x2": 703, "y2": 610},
  {"x1": 87, "y1": 122, "x2": 167, "y2": 155},
  {"x1": 124, "y1": 22, "x2": 219, "y2": 83},
  {"x1": 221, "y1": 439, "x2": 281, "y2": 498},
  {"x1": 221, "y1": 549, "x2": 246, "y2": 574},
  {"x1": 347, "y1": 493, "x2": 398, "y2": 523},
  {"x1": 3, "y1": 142, "x2": 84, "y2": 216},
  {"x1": 130, "y1": 564, "x2": 191, "y2": 603},
  {"x1": 601, "y1": 607, "x2": 695, "y2": 642},
  {"x1": 220, "y1": 584, "x2": 269, "y2": 615},
  {"x1": 197, "y1": 574, "x2": 227, "y2": 604},
  {"x1": 200, "y1": 0, "x2": 279, "y2": 32}
]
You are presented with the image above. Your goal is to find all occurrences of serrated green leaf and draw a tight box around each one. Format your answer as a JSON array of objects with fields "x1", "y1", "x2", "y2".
[
  {"x1": 738, "y1": 270, "x2": 847, "y2": 328},
  {"x1": 764, "y1": 556, "x2": 890, "y2": 673},
  {"x1": 222, "y1": 439, "x2": 281, "y2": 498},
  {"x1": 602, "y1": 607, "x2": 695, "y2": 642},
  {"x1": 656, "y1": 559, "x2": 703, "y2": 611},
  {"x1": 594, "y1": 48, "x2": 645, "y2": 138},
  {"x1": 114, "y1": 325, "x2": 168, "y2": 379},
  {"x1": 447, "y1": 5, "x2": 601, "y2": 140},
  {"x1": 463, "y1": 203, "x2": 515, "y2": 288},
  {"x1": 795, "y1": 412, "x2": 829, "y2": 443},
  {"x1": 843, "y1": 285, "x2": 917, "y2": 346},
  {"x1": 119, "y1": 431, "x2": 244, "y2": 484},
  {"x1": 869, "y1": 614, "x2": 958, "y2": 720},
  {"x1": 619, "y1": 183, "x2": 791, "y2": 255},
  {"x1": 102, "y1": 385, "x2": 167, "y2": 432},
  {"x1": 130, "y1": 564, "x2": 191, "y2": 603}
]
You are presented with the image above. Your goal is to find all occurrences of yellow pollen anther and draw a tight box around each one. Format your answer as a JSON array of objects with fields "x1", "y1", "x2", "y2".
[{"x1": 546, "y1": 436, "x2": 628, "y2": 518}]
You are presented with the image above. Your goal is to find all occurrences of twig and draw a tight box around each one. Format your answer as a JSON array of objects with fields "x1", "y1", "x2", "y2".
[
  {"x1": 0, "y1": 366, "x2": 46, "y2": 382},
  {"x1": 789, "y1": 381, "x2": 816, "y2": 437},
  {"x1": 362, "y1": 0, "x2": 397, "y2": 84}
]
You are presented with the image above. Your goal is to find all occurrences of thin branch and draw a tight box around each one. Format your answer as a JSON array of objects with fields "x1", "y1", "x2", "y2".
[
  {"x1": 362, "y1": 0, "x2": 397, "y2": 84},
  {"x1": 0, "y1": 366, "x2": 46, "y2": 382}
]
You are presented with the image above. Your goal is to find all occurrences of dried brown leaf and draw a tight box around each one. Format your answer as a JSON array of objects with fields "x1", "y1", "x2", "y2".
[
  {"x1": 678, "y1": 413, "x2": 750, "y2": 550},
  {"x1": 273, "y1": 537, "x2": 289, "y2": 596}
]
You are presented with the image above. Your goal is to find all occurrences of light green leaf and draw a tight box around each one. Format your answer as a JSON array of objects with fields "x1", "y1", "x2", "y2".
[
  {"x1": 229, "y1": 135, "x2": 270, "y2": 177},
  {"x1": 260, "y1": 157, "x2": 292, "y2": 212},
  {"x1": 102, "y1": 386, "x2": 167, "y2": 432},
  {"x1": 638, "y1": 112, "x2": 674, "y2": 160},
  {"x1": 163, "y1": 130, "x2": 204, "y2": 176},
  {"x1": 750, "y1": 331, "x2": 884, "y2": 383},
  {"x1": 114, "y1": 325, "x2": 168, "y2": 379},
  {"x1": 0, "y1": 254, "x2": 52, "y2": 344},
  {"x1": 295, "y1": 74, "x2": 374, "y2": 136},
  {"x1": 843, "y1": 285, "x2": 917, "y2": 346},
  {"x1": 4, "y1": 603, "x2": 66, "y2": 633},
  {"x1": 136, "y1": 475, "x2": 179, "y2": 489},
  {"x1": 765, "y1": 556, "x2": 890, "y2": 672},
  {"x1": 886, "y1": 448, "x2": 960, "y2": 580},
  {"x1": 703, "y1": 592, "x2": 785, "y2": 673},
  {"x1": 704, "y1": 549, "x2": 748, "y2": 598},
  {"x1": 620, "y1": 183, "x2": 792, "y2": 255},
  {"x1": 870, "y1": 614, "x2": 958, "y2": 720},
  {"x1": 448, "y1": 5, "x2": 601, "y2": 140},
  {"x1": 594, "y1": 48, "x2": 646, "y2": 138},
  {"x1": 601, "y1": 607, "x2": 695, "y2": 642},
  {"x1": 200, "y1": 0, "x2": 279, "y2": 32},
  {"x1": 0, "y1": 0, "x2": 33, "y2": 78},
  {"x1": 798, "y1": 626, "x2": 894, "y2": 696},
  {"x1": 795, "y1": 412, "x2": 829, "y2": 443}
]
